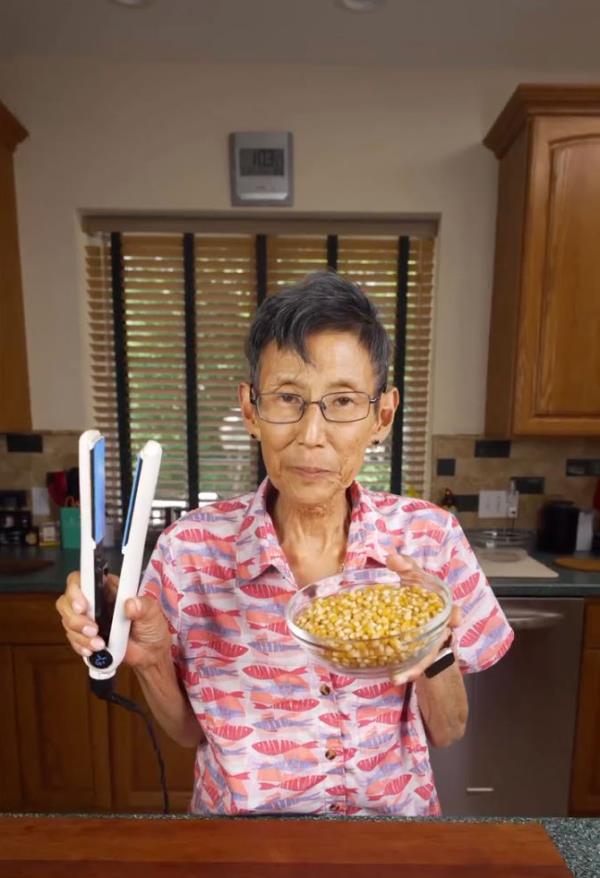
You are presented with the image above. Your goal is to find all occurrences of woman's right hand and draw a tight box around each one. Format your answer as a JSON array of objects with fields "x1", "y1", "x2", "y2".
[{"x1": 55, "y1": 571, "x2": 173, "y2": 670}]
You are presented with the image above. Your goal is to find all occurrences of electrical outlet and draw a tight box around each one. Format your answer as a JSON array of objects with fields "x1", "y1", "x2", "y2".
[{"x1": 478, "y1": 490, "x2": 509, "y2": 518}]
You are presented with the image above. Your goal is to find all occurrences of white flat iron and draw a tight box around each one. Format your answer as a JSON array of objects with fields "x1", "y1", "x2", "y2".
[{"x1": 78, "y1": 430, "x2": 162, "y2": 689}]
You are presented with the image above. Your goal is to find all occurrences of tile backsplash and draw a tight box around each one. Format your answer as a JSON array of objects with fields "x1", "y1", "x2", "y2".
[
  {"x1": 0, "y1": 431, "x2": 79, "y2": 515},
  {"x1": 1, "y1": 430, "x2": 599, "y2": 534},
  {"x1": 430, "y1": 435, "x2": 600, "y2": 531}
]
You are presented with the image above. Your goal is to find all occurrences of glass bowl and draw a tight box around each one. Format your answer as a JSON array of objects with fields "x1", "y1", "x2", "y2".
[
  {"x1": 285, "y1": 567, "x2": 451, "y2": 678},
  {"x1": 472, "y1": 528, "x2": 531, "y2": 562}
]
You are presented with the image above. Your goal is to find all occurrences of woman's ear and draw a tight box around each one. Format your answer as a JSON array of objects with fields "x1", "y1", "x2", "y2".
[
  {"x1": 371, "y1": 386, "x2": 399, "y2": 444},
  {"x1": 239, "y1": 382, "x2": 261, "y2": 440}
]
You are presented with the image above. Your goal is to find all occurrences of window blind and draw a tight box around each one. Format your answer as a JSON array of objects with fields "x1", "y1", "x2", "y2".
[
  {"x1": 85, "y1": 228, "x2": 436, "y2": 522},
  {"x1": 195, "y1": 235, "x2": 258, "y2": 502},
  {"x1": 86, "y1": 235, "x2": 122, "y2": 524}
]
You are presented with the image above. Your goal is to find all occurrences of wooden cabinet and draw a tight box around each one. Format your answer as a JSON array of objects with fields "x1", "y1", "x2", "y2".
[
  {"x1": 0, "y1": 593, "x2": 194, "y2": 813},
  {"x1": 570, "y1": 600, "x2": 600, "y2": 814},
  {"x1": 109, "y1": 666, "x2": 195, "y2": 813},
  {"x1": 0, "y1": 100, "x2": 31, "y2": 431},
  {"x1": 0, "y1": 645, "x2": 22, "y2": 809},
  {"x1": 484, "y1": 85, "x2": 600, "y2": 437},
  {"x1": 13, "y1": 644, "x2": 112, "y2": 812}
]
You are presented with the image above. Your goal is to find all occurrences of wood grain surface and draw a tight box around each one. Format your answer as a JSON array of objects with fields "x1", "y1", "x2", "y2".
[{"x1": 0, "y1": 816, "x2": 572, "y2": 877}]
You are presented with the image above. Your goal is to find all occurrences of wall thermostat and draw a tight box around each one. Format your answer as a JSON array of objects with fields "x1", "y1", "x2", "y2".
[{"x1": 229, "y1": 132, "x2": 293, "y2": 206}]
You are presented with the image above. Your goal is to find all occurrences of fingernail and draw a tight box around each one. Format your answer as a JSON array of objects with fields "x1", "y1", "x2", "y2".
[
  {"x1": 81, "y1": 647, "x2": 92, "y2": 658},
  {"x1": 91, "y1": 637, "x2": 105, "y2": 651},
  {"x1": 82, "y1": 625, "x2": 97, "y2": 637},
  {"x1": 72, "y1": 601, "x2": 84, "y2": 613}
]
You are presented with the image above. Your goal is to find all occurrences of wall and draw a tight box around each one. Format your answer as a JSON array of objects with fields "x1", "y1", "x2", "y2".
[
  {"x1": 431, "y1": 435, "x2": 600, "y2": 530},
  {"x1": 1, "y1": 57, "x2": 600, "y2": 434}
]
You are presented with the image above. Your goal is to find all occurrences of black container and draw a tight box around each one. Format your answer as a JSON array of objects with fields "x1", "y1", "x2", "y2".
[{"x1": 537, "y1": 500, "x2": 580, "y2": 554}]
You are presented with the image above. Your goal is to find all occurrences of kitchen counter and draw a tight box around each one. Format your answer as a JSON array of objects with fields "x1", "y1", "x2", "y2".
[
  {"x1": 0, "y1": 545, "x2": 599, "y2": 597},
  {"x1": 487, "y1": 550, "x2": 600, "y2": 597},
  {"x1": 0, "y1": 546, "x2": 144, "y2": 593},
  {"x1": 1, "y1": 814, "x2": 599, "y2": 877}
]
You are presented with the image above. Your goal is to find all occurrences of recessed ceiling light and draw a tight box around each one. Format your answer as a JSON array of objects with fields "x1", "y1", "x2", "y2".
[
  {"x1": 336, "y1": 0, "x2": 386, "y2": 12},
  {"x1": 109, "y1": 0, "x2": 153, "y2": 8}
]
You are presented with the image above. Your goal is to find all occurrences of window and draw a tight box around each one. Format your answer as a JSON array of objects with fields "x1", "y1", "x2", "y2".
[{"x1": 84, "y1": 220, "x2": 436, "y2": 524}]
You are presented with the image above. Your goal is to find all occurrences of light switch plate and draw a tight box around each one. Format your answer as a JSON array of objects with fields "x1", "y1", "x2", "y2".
[
  {"x1": 478, "y1": 490, "x2": 508, "y2": 518},
  {"x1": 31, "y1": 486, "x2": 50, "y2": 517}
]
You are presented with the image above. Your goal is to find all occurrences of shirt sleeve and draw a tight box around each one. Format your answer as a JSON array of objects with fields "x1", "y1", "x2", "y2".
[
  {"x1": 139, "y1": 528, "x2": 185, "y2": 672},
  {"x1": 443, "y1": 519, "x2": 514, "y2": 674}
]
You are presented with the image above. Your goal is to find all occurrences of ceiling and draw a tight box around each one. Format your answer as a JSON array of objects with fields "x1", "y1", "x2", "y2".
[{"x1": 1, "y1": 0, "x2": 600, "y2": 69}]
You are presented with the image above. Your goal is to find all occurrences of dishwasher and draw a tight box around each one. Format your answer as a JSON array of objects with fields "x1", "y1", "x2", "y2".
[{"x1": 429, "y1": 597, "x2": 584, "y2": 816}]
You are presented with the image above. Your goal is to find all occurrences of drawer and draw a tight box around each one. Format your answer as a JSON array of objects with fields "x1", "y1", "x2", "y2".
[
  {"x1": 0, "y1": 593, "x2": 65, "y2": 645},
  {"x1": 584, "y1": 600, "x2": 600, "y2": 648}
]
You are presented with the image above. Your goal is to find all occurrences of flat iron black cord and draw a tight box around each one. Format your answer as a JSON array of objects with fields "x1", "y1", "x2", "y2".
[{"x1": 104, "y1": 689, "x2": 170, "y2": 814}]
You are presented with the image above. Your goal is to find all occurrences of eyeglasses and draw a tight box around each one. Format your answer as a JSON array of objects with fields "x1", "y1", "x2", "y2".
[{"x1": 250, "y1": 390, "x2": 382, "y2": 424}]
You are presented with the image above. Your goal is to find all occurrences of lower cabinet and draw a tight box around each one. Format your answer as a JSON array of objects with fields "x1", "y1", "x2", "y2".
[
  {"x1": 0, "y1": 644, "x2": 22, "y2": 810},
  {"x1": 13, "y1": 644, "x2": 112, "y2": 811},
  {"x1": 109, "y1": 665, "x2": 196, "y2": 813},
  {"x1": 570, "y1": 600, "x2": 600, "y2": 814},
  {"x1": 0, "y1": 593, "x2": 194, "y2": 813}
]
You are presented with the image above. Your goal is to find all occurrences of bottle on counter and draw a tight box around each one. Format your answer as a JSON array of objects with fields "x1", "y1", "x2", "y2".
[{"x1": 440, "y1": 488, "x2": 458, "y2": 515}]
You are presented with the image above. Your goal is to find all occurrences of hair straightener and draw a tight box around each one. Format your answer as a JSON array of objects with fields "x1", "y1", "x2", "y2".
[
  {"x1": 78, "y1": 430, "x2": 169, "y2": 811},
  {"x1": 79, "y1": 429, "x2": 162, "y2": 689}
]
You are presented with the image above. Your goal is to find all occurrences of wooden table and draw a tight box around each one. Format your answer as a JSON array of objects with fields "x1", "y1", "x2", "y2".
[{"x1": 0, "y1": 815, "x2": 573, "y2": 877}]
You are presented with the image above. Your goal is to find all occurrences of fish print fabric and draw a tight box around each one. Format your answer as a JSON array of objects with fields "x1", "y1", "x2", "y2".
[{"x1": 140, "y1": 479, "x2": 514, "y2": 816}]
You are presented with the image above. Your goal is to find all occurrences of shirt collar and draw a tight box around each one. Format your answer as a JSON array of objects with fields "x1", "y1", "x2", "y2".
[{"x1": 235, "y1": 479, "x2": 392, "y2": 581}]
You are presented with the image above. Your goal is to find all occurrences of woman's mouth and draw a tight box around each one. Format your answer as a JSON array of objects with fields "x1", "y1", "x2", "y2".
[{"x1": 292, "y1": 466, "x2": 331, "y2": 478}]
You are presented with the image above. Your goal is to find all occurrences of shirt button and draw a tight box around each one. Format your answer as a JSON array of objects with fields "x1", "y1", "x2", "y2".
[
  {"x1": 325, "y1": 749, "x2": 337, "y2": 761},
  {"x1": 319, "y1": 684, "x2": 332, "y2": 696}
]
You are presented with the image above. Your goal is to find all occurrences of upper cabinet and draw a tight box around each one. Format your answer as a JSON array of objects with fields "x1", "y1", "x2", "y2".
[
  {"x1": 484, "y1": 85, "x2": 600, "y2": 437},
  {"x1": 0, "y1": 99, "x2": 31, "y2": 432}
]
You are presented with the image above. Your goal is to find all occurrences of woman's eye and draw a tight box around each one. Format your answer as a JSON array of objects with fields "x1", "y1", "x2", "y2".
[
  {"x1": 332, "y1": 395, "x2": 354, "y2": 407},
  {"x1": 278, "y1": 393, "x2": 299, "y2": 405}
]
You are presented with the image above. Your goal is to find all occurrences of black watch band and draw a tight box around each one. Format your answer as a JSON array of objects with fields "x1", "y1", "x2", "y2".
[{"x1": 424, "y1": 636, "x2": 455, "y2": 679}]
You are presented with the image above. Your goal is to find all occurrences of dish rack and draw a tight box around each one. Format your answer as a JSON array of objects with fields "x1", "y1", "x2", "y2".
[{"x1": 472, "y1": 528, "x2": 532, "y2": 562}]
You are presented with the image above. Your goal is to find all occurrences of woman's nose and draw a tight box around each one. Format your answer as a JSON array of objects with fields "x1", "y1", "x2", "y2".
[{"x1": 296, "y1": 401, "x2": 327, "y2": 445}]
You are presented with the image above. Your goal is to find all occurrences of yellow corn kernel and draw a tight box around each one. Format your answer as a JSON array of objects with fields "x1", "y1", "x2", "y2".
[{"x1": 294, "y1": 582, "x2": 444, "y2": 670}]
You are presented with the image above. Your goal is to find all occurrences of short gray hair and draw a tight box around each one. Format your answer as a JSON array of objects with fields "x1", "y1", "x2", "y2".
[{"x1": 245, "y1": 270, "x2": 391, "y2": 391}]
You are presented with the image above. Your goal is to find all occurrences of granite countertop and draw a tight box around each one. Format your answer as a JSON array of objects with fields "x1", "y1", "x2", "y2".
[
  {"x1": 1, "y1": 543, "x2": 599, "y2": 597},
  {"x1": 1, "y1": 813, "x2": 599, "y2": 877},
  {"x1": 0, "y1": 545, "x2": 146, "y2": 593}
]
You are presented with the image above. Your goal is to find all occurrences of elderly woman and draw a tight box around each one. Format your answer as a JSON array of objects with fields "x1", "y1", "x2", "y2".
[{"x1": 57, "y1": 271, "x2": 513, "y2": 816}]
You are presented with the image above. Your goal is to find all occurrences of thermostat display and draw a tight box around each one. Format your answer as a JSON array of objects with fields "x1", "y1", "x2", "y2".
[
  {"x1": 239, "y1": 148, "x2": 284, "y2": 177},
  {"x1": 230, "y1": 132, "x2": 293, "y2": 206}
]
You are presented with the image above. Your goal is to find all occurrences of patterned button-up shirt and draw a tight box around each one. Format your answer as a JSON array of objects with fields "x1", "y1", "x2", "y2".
[{"x1": 140, "y1": 479, "x2": 514, "y2": 816}]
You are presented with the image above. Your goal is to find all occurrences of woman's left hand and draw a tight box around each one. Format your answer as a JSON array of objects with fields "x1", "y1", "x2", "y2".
[{"x1": 385, "y1": 550, "x2": 461, "y2": 687}]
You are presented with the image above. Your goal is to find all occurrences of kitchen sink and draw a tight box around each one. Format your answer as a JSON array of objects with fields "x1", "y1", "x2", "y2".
[{"x1": 0, "y1": 558, "x2": 54, "y2": 575}]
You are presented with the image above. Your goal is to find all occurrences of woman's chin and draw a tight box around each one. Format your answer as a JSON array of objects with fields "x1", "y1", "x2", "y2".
[{"x1": 281, "y1": 476, "x2": 343, "y2": 506}]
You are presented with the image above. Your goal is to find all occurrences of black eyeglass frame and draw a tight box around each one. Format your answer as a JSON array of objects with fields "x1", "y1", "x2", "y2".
[{"x1": 249, "y1": 387, "x2": 386, "y2": 424}]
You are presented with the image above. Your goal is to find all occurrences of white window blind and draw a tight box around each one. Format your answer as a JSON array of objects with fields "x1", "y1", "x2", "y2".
[
  {"x1": 85, "y1": 228, "x2": 436, "y2": 523},
  {"x1": 196, "y1": 235, "x2": 258, "y2": 501}
]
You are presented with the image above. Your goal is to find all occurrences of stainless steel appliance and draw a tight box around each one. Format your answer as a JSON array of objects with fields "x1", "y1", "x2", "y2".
[{"x1": 429, "y1": 597, "x2": 584, "y2": 816}]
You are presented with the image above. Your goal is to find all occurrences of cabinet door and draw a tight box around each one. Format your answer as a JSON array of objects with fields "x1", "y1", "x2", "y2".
[
  {"x1": 0, "y1": 646, "x2": 22, "y2": 809},
  {"x1": 13, "y1": 645, "x2": 111, "y2": 812},
  {"x1": 570, "y1": 648, "x2": 600, "y2": 814},
  {"x1": 0, "y1": 124, "x2": 31, "y2": 431},
  {"x1": 109, "y1": 666, "x2": 195, "y2": 813},
  {"x1": 515, "y1": 116, "x2": 600, "y2": 434}
]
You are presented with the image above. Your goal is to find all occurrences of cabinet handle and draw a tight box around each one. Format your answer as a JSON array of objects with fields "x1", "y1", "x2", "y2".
[
  {"x1": 466, "y1": 787, "x2": 495, "y2": 794},
  {"x1": 504, "y1": 609, "x2": 563, "y2": 630}
]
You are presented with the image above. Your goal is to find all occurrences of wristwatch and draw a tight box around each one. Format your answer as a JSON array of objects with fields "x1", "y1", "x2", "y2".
[{"x1": 424, "y1": 635, "x2": 455, "y2": 679}]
